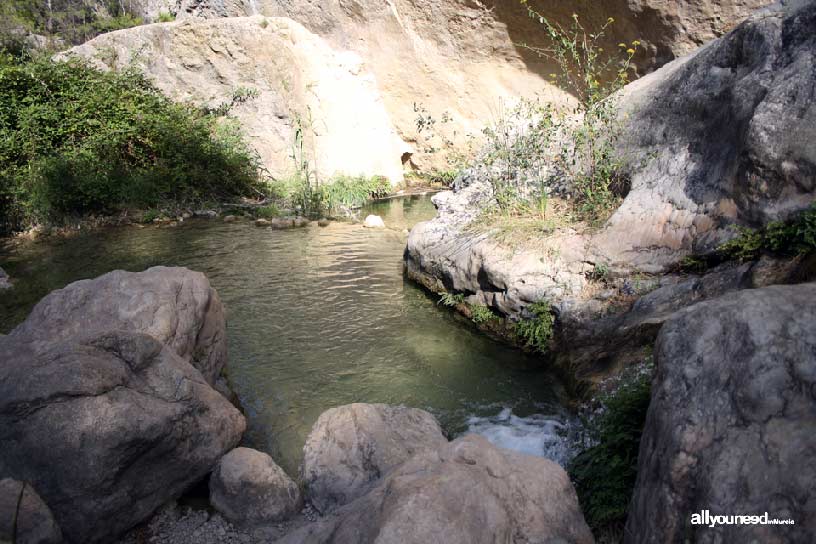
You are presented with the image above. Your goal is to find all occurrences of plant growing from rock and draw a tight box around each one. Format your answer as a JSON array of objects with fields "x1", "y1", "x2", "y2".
[
  {"x1": 438, "y1": 292, "x2": 465, "y2": 307},
  {"x1": 513, "y1": 300, "x2": 555, "y2": 353},
  {"x1": 469, "y1": 303, "x2": 497, "y2": 324}
]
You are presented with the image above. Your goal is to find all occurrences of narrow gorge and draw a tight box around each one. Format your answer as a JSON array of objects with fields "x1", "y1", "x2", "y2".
[{"x1": 0, "y1": 1, "x2": 814, "y2": 543}]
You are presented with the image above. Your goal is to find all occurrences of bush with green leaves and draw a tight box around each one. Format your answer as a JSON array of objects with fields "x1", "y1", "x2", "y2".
[
  {"x1": 0, "y1": 55, "x2": 264, "y2": 234},
  {"x1": 513, "y1": 300, "x2": 555, "y2": 353},
  {"x1": 474, "y1": 4, "x2": 639, "y2": 224},
  {"x1": 718, "y1": 203, "x2": 816, "y2": 261},
  {"x1": 569, "y1": 364, "x2": 652, "y2": 536},
  {"x1": 469, "y1": 303, "x2": 497, "y2": 325},
  {"x1": 438, "y1": 292, "x2": 465, "y2": 307}
]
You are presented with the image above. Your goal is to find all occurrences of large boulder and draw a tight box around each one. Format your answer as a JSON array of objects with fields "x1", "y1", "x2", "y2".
[
  {"x1": 285, "y1": 434, "x2": 593, "y2": 544},
  {"x1": 626, "y1": 283, "x2": 816, "y2": 543},
  {"x1": 0, "y1": 478, "x2": 62, "y2": 544},
  {"x1": 210, "y1": 447, "x2": 301, "y2": 526},
  {"x1": 9, "y1": 266, "x2": 227, "y2": 386},
  {"x1": 0, "y1": 330, "x2": 245, "y2": 544},
  {"x1": 301, "y1": 403, "x2": 447, "y2": 512}
]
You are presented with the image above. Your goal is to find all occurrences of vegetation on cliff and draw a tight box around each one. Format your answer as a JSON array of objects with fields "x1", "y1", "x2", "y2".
[{"x1": 0, "y1": 54, "x2": 264, "y2": 234}]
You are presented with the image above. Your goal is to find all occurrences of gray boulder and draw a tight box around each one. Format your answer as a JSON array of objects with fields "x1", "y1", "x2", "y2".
[
  {"x1": 0, "y1": 267, "x2": 10, "y2": 290},
  {"x1": 9, "y1": 266, "x2": 227, "y2": 386},
  {"x1": 210, "y1": 447, "x2": 301, "y2": 526},
  {"x1": 626, "y1": 283, "x2": 816, "y2": 543},
  {"x1": 301, "y1": 403, "x2": 447, "y2": 512},
  {"x1": 285, "y1": 434, "x2": 593, "y2": 544},
  {"x1": 0, "y1": 330, "x2": 245, "y2": 544},
  {"x1": 0, "y1": 478, "x2": 62, "y2": 544}
]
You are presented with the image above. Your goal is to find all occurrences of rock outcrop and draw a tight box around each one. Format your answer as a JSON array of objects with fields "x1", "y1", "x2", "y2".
[
  {"x1": 65, "y1": 0, "x2": 766, "y2": 180},
  {"x1": 405, "y1": 0, "x2": 816, "y2": 379},
  {"x1": 0, "y1": 479, "x2": 62, "y2": 544},
  {"x1": 301, "y1": 403, "x2": 447, "y2": 512},
  {"x1": 626, "y1": 283, "x2": 816, "y2": 543},
  {"x1": 0, "y1": 330, "x2": 245, "y2": 544},
  {"x1": 9, "y1": 266, "x2": 227, "y2": 386},
  {"x1": 288, "y1": 433, "x2": 593, "y2": 544},
  {"x1": 0, "y1": 268, "x2": 245, "y2": 543},
  {"x1": 210, "y1": 447, "x2": 301, "y2": 526}
]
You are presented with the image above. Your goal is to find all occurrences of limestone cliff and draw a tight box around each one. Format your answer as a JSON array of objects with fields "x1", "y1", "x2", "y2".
[{"x1": 66, "y1": 0, "x2": 767, "y2": 183}]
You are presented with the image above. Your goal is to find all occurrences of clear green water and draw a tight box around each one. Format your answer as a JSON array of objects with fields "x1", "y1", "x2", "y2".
[{"x1": 0, "y1": 196, "x2": 571, "y2": 475}]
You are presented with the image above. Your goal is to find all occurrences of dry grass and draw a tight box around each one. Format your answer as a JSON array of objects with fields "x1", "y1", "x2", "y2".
[{"x1": 466, "y1": 197, "x2": 590, "y2": 250}]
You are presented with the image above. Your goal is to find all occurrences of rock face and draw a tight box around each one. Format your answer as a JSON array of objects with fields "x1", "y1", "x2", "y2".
[
  {"x1": 0, "y1": 479, "x2": 62, "y2": 544},
  {"x1": 596, "y1": 0, "x2": 816, "y2": 270},
  {"x1": 210, "y1": 447, "x2": 301, "y2": 526},
  {"x1": 301, "y1": 403, "x2": 448, "y2": 512},
  {"x1": 9, "y1": 266, "x2": 227, "y2": 386},
  {"x1": 627, "y1": 283, "x2": 816, "y2": 543},
  {"x1": 66, "y1": 0, "x2": 764, "y2": 180},
  {"x1": 0, "y1": 330, "x2": 245, "y2": 544},
  {"x1": 405, "y1": 1, "x2": 816, "y2": 378},
  {"x1": 287, "y1": 434, "x2": 593, "y2": 544}
]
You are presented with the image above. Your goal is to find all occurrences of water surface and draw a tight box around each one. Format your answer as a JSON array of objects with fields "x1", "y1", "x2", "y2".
[{"x1": 0, "y1": 196, "x2": 572, "y2": 474}]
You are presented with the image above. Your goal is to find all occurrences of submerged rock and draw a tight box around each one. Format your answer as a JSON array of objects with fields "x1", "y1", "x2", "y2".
[
  {"x1": 363, "y1": 215, "x2": 385, "y2": 228},
  {"x1": 210, "y1": 447, "x2": 301, "y2": 526},
  {"x1": 0, "y1": 478, "x2": 62, "y2": 544},
  {"x1": 627, "y1": 283, "x2": 816, "y2": 543},
  {"x1": 0, "y1": 267, "x2": 10, "y2": 290},
  {"x1": 8, "y1": 266, "x2": 228, "y2": 386},
  {"x1": 301, "y1": 403, "x2": 447, "y2": 512},
  {"x1": 0, "y1": 330, "x2": 245, "y2": 544},
  {"x1": 287, "y1": 434, "x2": 593, "y2": 544}
]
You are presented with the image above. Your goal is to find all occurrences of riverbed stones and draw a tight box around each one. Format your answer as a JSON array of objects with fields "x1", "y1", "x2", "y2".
[
  {"x1": 210, "y1": 447, "x2": 301, "y2": 526},
  {"x1": 0, "y1": 479, "x2": 62, "y2": 544},
  {"x1": 0, "y1": 267, "x2": 10, "y2": 290},
  {"x1": 301, "y1": 403, "x2": 447, "y2": 512},
  {"x1": 285, "y1": 434, "x2": 593, "y2": 544},
  {"x1": 8, "y1": 266, "x2": 227, "y2": 386},
  {"x1": 0, "y1": 330, "x2": 245, "y2": 544},
  {"x1": 626, "y1": 283, "x2": 816, "y2": 544},
  {"x1": 363, "y1": 215, "x2": 385, "y2": 228}
]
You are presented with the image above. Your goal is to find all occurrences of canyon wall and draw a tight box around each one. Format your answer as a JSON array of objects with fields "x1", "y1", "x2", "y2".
[{"x1": 71, "y1": 0, "x2": 768, "y2": 182}]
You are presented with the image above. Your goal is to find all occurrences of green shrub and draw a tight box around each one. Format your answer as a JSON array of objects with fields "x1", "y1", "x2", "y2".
[
  {"x1": 513, "y1": 300, "x2": 555, "y2": 353},
  {"x1": 321, "y1": 175, "x2": 390, "y2": 210},
  {"x1": 438, "y1": 292, "x2": 465, "y2": 307},
  {"x1": 256, "y1": 203, "x2": 281, "y2": 219},
  {"x1": 469, "y1": 303, "x2": 496, "y2": 324},
  {"x1": 569, "y1": 365, "x2": 652, "y2": 535},
  {"x1": 157, "y1": 12, "x2": 175, "y2": 23},
  {"x1": 0, "y1": 55, "x2": 264, "y2": 234},
  {"x1": 718, "y1": 203, "x2": 816, "y2": 261}
]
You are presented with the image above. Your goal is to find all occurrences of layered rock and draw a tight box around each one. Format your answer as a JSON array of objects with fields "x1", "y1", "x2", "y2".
[
  {"x1": 9, "y1": 266, "x2": 227, "y2": 386},
  {"x1": 0, "y1": 479, "x2": 62, "y2": 544},
  {"x1": 301, "y1": 403, "x2": 447, "y2": 512},
  {"x1": 287, "y1": 433, "x2": 593, "y2": 544},
  {"x1": 405, "y1": 0, "x2": 816, "y2": 378},
  {"x1": 210, "y1": 447, "x2": 301, "y2": 526},
  {"x1": 626, "y1": 283, "x2": 816, "y2": 543}
]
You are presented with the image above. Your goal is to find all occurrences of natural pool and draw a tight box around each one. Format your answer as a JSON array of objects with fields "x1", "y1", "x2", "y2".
[{"x1": 0, "y1": 196, "x2": 573, "y2": 475}]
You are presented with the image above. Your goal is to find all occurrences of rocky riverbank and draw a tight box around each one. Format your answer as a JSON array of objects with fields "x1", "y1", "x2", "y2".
[{"x1": 405, "y1": 0, "x2": 816, "y2": 385}]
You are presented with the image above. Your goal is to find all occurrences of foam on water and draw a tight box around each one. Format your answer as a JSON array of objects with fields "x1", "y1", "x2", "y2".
[{"x1": 465, "y1": 408, "x2": 576, "y2": 467}]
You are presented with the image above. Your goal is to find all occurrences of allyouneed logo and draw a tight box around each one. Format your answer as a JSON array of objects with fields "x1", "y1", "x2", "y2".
[{"x1": 691, "y1": 510, "x2": 795, "y2": 528}]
